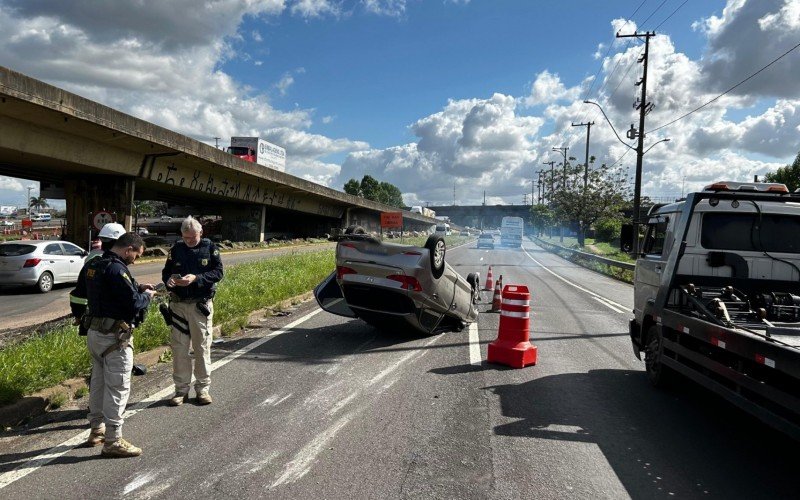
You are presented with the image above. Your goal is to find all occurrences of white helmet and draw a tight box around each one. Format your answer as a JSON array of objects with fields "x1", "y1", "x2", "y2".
[{"x1": 98, "y1": 222, "x2": 126, "y2": 241}]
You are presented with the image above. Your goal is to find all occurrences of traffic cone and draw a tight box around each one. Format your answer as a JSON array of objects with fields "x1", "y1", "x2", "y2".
[
  {"x1": 497, "y1": 274, "x2": 503, "y2": 292},
  {"x1": 487, "y1": 284, "x2": 537, "y2": 368},
  {"x1": 490, "y1": 281, "x2": 502, "y2": 312},
  {"x1": 483, "y1": 266, "x2": 494, "y2": 291}
]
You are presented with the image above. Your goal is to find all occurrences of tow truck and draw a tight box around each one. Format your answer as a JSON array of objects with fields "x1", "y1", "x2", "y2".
[{"x1": 626, "y1": 181, "x2": 800, "y2": 439}]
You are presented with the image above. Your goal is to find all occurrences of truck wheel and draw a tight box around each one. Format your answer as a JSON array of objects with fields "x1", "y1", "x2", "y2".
[
  {"x1": 425, "y1": 235, "x2": 446, "y2": 279},
  {"x1": 644, "y1": 325, "x2": 675, "y2": 388}
]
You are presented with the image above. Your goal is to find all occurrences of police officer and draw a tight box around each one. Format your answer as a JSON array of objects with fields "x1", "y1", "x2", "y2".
[
  {"x1": 84, "y1": 232, "x2": 156, "y2": 457},
  {"x1": 162, "y1": 216, "x2": 223, "y2": 406},
  {"x1": 70, "y1": 223, "x2": 127, "y2": 329}
]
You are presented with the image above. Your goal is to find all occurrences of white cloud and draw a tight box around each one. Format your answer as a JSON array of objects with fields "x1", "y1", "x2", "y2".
[
  {"x1": 322, "y1": 115, "x2": 335, "y2": 124},
  {"x1": 523, "y1": 70, "x2": 581, "y2": 107},
  {"x1": 0, "y1": 177, "x2": 24, "y2": 191},
  {"x1": 275, "y1": 73, "x2": 295, "y2": 95},
  {"x1": 362, "y1": 0, "x2": 406, "y2": 17},
  {"x1": 290, "y1": 0, "x2": 341, "y2": 18}
]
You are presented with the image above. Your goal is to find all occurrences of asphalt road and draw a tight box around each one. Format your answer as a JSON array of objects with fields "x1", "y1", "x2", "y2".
[
  {"x1": 0, "y1": 243, "x2": 334, "y2": 333},
  {"x1": 0, "y1": 240, "x2": 796, "y2": 499}
]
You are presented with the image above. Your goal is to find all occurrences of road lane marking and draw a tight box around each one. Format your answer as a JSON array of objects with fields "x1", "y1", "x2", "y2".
[
  {"x1": 0, "y1": 307, "x2": 324, "y2": 491},
  {"x1": 468, "y1": 322, "x2": 481, "y2": 365},
  {"x1": 272, "y1": 334, "x2": 441, "y2": 488},
  {"x1": 522, "y1": 246, "x2": 630, "y2": 313},
  {"x1": 592, "y1": 296, "x2": 627, "y2": 314},
  {"x1": 123, "y1": 470, "x2": 158, "y2": 496}
]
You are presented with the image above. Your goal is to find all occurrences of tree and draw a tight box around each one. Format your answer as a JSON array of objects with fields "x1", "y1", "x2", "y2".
[
  {"x1": 542, "y1": 158, "x2": 629, "y2": 247},
  {"x1": 133, "y1": 200, "x2": 157, "y2": 229},
  {"x1": 530, "y1": 204, "x2": 554, "y2": 237},
  {"x1": 379, "y1": 182, "x2": 404, "y2": 208},
  {"x1": 765, "y1": 151, "x2": 800, "y2": 192},
  {"x1": 359, "y1": 175, "x2": 382, "y2": 201},
  {"x1": 344, "y1": 179, "x2": 361, "y2": 196},
  {"x1": 29, "y1": 196, "x2": 49, "y2": 212}
]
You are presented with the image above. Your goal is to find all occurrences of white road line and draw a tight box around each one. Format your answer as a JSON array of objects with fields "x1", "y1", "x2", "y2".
[
  {"x1": 592, "y1": 296, "x2": 627, "y2": 314},
  {"x1": 0, "y1": 307, "x2": 324, "y2": 491},
  {"x1": 522, "y1": 246, "x2": 630, "y2": 313},
  {"x1": 468, "y1": 322, "x2": 481, "y2": 365},
  {"x1": 273, "y1": 334, "x2": 441, "y2": 488}
]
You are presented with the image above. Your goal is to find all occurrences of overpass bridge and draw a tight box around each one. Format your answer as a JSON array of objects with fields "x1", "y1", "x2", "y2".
[
  {"x1": 0, "y1": 66, "x2": 436, "y2": 245},
  {"x1": 426, "y1": 205, "x2": 532, "y2": 229}
]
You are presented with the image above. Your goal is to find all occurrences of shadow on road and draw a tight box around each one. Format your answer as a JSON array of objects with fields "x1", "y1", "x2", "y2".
[{"x1": 485, "y1": 368, "x2": 797, "y2": 498}]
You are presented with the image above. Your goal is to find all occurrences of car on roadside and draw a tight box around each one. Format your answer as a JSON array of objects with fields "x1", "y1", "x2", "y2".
[
  {"x1": 477, "y1": 232, "x2": 494, "y2": 249},
  {"x1": 160, "y1": 215, "x2": 172, "y2": 221},
  {"x1": 136, "y1": 227, "x2": 149, "y2": 235},
  {"x1": 315, "y1": 226, "x2": 480, "y2": 335},
  {"x1": 0, "y1": 240, "x2": 89, "y2": 292}
]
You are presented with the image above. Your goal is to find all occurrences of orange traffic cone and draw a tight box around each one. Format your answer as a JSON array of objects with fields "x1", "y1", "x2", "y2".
[
  {"x1": 490, "y1": 281, "x2": 502, "y2": 312},
  {"x1": 497, "y1": 274, "x2": 503, "y2": 292},
  {"x1": 487, "y1": 284, "x2": 537, "y2": 368},
  {"x1": 483, "y1": 266, "x2": 494, "y2": 291}
]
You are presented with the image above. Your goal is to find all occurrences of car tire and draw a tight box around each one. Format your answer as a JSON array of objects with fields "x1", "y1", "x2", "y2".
[
  {"x1": 644, "y1": 325, "x2": 676, "y2": 388},
  {"x1": 37, "y1": 271, "x2": 54, "y2": 293},
  {"x1": 425, "y1": 235, "x2": 446, "y2": 279},
  {"x1": 344, "y1": 225, "x2": 366, "y2": 235}
]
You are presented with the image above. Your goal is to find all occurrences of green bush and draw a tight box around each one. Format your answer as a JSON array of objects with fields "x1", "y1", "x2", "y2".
[{"x1": 594, "y1": 218, "x2": 622, "y2": 242}]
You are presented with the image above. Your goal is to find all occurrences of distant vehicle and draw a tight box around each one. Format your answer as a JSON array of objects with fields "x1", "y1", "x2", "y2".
[
  {"x1": 226, "y1": 137, "x2": 286, "y2": 171},
  {"x1": 314, "y1": 228, "x2": 480, "y2": 335},
  {"x1": 500, "y1": 216, "x2": 524, "y2": 247},
  {"x1": 409, "y1": 206, "x2": 436, "y2": 218},
  {"x1": 0, "y1": 240, "x2": 88, "y2": 292},
  {"x1": 0, "y1": 220, "x2": 13, "y2": 227},
  {"x1": 160, "y1": 215, "x2": 172, "y2": 221},
  {"x1": 434, "y1": 223, "x2": 450, "y2": 237},
  {"x1": 477, "y1": 233, "x2": 494, "y2": 249},
  {"x1": 136, "y1": 227, "x2": 149, "y2": 235},
  {"x1": 30, "y1": 213, "x2": 52, "y2": 222}
]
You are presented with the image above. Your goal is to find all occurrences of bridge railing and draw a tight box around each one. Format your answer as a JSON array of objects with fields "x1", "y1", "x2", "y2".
[{"x1": 531, "y1": 236, "x2": 635, "y2": 282}]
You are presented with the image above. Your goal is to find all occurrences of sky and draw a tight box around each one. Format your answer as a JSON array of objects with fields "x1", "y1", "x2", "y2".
[{"x1": 1, "y1": 0, "x2": 799, "y2": 209}]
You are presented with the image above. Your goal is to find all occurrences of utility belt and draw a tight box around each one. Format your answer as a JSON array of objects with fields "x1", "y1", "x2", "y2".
[
  {"x1": 160, "y1": 295, "x2": 212, "y2": 333},
  {"x1": 82, "y1": 316, "x2": 133, "y2": 357},
  {"x1": 82, "y1": 316, "x2": 131, "y2": 335}
]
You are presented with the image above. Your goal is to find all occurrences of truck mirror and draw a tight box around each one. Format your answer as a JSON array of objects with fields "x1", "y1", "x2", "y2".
[{"x1": 620, "y1": 224, "x2": 633, "y2": 253}]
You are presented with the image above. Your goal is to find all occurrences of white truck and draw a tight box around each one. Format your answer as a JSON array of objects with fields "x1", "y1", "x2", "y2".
[
  {"x1": 410, "y1": 206, "x2": 436, "y2": 218},
  {"x1": 500, "y1": 216, "x2": 524, "y2": 247},
  {"x1": 627, "y1": 181, "x2": 800, "y2": 439},
  {"x1": 226, "y1": 137, "x2": 286, "y2": 172}
]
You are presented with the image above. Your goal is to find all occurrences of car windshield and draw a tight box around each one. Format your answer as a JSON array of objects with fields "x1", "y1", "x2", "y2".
[{"x1": 0, "y1": 244, "x2": 36, "y2": 256}]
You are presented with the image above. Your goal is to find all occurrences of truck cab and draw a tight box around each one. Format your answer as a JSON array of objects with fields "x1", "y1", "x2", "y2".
[{"x1": 627, "y1": 181, "x2": 800, "y2": 438}]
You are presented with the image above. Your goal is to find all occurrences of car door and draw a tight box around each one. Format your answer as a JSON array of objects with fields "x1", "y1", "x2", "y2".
[
  {"x1": 634, "y1": 216, "x2": 670, "y2": 317},
  {"x1": 61, "y1": 242, "x2": 87, "y2": 280},
  {"x1": 42, "y1": 243, "x2": 69, "y2": 283}
]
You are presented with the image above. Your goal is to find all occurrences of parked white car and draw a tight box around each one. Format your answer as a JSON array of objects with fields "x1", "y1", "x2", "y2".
[{"x1": 0, "y1": 240, "x2": 88, "y2": 292}]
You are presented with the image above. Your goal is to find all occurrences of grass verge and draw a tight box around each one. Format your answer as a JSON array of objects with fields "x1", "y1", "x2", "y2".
[
  {"x1": 0, "y1": 249, "x2": 334, "y2": 406},
  {"x1": 534, "y1": 236, "x2": 634, "y2": 283}
]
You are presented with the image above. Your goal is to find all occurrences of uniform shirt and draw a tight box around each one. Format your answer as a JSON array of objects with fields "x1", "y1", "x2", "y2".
[
  {"x1": 85, "y1": 252, "x2": 152, "y2": 323},
  {"x1": 161, "y1": 238, "x2": 223, "y2": 300},
  {"x1": 69, "y1": 251, "x2": 105, "y2": 318}
]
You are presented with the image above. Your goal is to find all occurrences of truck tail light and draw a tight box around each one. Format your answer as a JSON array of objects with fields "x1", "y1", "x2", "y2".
[
  {"x1": 387, "y1": 275, "x2": 422, "y2": 291},
  {"x1": 23, "y1": 258, "x2": 41, "y2": 268},
  {"x1": 336, "y1": 266, "x2": 357, "y2": 279}
]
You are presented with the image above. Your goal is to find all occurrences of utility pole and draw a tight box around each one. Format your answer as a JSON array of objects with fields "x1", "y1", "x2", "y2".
[
  {"x1": 552, "y1": 147, "x2": 569, "y2": 189},
  {"x1": 617, "y1": 30, "x2": 656, "y2": 255},
  {"x1": 536, "y1": 169, "x2": 545, "y2": 204},
  {"x1": 542, "y1": 161, "x2": 555, "y2": 203},
  {"x1": 571, "y1": 121, "x2": 594, "y2": 191},
  {"x1": 213, "y1": 137, "x2": 221, "y2": 149},
  {"x1": 26, "y1": 185, "x2": 34, "y2": 216},
  {"x1": 453, "y1": 182, "x2": 456, "y2": 206}
]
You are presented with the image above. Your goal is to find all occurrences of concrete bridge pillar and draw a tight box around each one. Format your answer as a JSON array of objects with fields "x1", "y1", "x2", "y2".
[
  {"x1": 64, "y1": 176, "x2": 135, "y2": 248},
  {"x1": 220, "y1": 204, "x2": 264, "y2": 242}
]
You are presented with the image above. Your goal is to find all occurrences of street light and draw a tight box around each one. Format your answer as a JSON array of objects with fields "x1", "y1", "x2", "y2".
[{"x1": 582, "y1": 100, "x2": 670, "y2": 255}]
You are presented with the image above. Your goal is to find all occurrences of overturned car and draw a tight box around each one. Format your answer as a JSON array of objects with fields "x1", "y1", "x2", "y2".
[{"x1": 315, "y1": 227, "x2": 480, "y2": 335}]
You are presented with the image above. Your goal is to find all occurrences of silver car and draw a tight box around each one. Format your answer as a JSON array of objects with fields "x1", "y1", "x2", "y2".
[
  {"x1": 315, "y1": 228, "x2": 480, "y2": 335},
  {"x1": 0, "y1": 240, "x2": 88, "y2": 292}
]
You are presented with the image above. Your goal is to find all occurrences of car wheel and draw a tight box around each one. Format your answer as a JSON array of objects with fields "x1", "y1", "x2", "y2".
[
  {"x1": 466, "y1": 272, "x2": 480, "y2": 304},
  {"x1": 644, "y1": 325, "x2": 675, "y2": 388},
  {"x1": 425, "y1": 235, "x2": 446, "y2": 279},
  {"x1": 37, "y1": 271, "x2": 54, "y2": 293},
  {"x1": 344, "y1": 225, "x2": 365, "y2": 235}
]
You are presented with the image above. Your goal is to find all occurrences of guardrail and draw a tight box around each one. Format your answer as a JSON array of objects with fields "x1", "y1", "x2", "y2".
[{"x1": 531, "y1": 236, "x2": 636, "y2": 281}]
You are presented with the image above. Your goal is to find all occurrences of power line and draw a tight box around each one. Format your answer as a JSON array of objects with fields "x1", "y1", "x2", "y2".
[
  {"x1": 654, "y1": 0, "x2": 689, "y2": 31},
  {"x1": 647, "y1": 39, "x2": 800, "y2": 134},
  {"x1": 639, "y1": 0, "x2": 670, "y2": 28}
]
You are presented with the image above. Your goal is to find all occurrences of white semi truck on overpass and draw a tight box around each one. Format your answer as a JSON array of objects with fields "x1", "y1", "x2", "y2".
[{"x1": 226, "y1": 137, "x2": 286, "y2": 172}]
